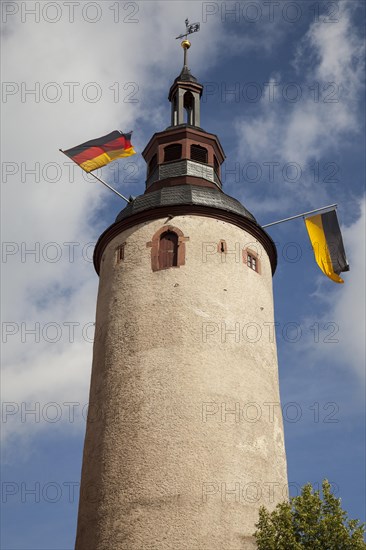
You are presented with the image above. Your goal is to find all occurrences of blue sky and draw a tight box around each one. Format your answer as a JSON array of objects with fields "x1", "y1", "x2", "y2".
[{"x1": 1, "y1": 1, "x2": 365, "y2": 548}]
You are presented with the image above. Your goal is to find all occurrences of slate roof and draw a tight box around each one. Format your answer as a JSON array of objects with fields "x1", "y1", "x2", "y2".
[
  {"x1": 173, "y1": 65, "x2": 198, "y2": 83},
  {"x1": 115, "y1": 185, "x2": 256, "y2": 223}
]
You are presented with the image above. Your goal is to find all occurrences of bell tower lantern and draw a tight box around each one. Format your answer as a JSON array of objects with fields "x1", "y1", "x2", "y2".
[
  {"x1": 168, "y1": 40, "x2": 203, "y2": 127},
  {"x1": 142, "y1": 39, "x2": 225, "y2": 194}
]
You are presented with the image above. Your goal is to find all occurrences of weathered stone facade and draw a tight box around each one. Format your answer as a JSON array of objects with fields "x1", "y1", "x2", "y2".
[
  {"x1": 75, "y1": 41, "x2": 288, "y2": 550},
  {"x1": 75, "y1": 215, "x2": 288, "y2": 550}
]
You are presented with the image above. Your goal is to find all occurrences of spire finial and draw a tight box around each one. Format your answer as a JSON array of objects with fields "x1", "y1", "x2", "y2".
[
  {"x1": 181, "y1": 39, "x2": 190, "y2": 67},
  {"x1": 176, "y1": 19, "x2": 200, "y2": 69}
]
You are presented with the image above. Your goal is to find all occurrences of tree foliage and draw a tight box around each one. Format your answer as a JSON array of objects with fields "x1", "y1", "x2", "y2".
[{"x1": 254, "y1": 480, "x2": 366, "y2": 549}]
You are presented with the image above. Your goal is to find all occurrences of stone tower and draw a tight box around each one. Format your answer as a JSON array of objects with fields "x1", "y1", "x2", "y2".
[{"x1": 75, "y1": 41, "x2": 288, "y2": 550}]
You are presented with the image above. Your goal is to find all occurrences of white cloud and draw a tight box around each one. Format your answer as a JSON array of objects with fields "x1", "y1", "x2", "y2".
[
  {"x1": 330, "y1": 198, "x2": 366, "y2": 377},
  {"x1": 234, "y1": 1, "x2": 365, "y2": 214},
  {"x1": 1, "y1": 1, "x2": 225, "y2": 449},
  {"x1": 230, "y1": 2, "x2": 365, "y2": 381}
]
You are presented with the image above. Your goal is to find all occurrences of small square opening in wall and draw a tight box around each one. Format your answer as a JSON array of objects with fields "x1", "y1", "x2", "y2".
[
  {"x1": 248, "y1": 254, "x2": 257, "y2": 271},
  {"x1": 243, "y1": 249, "x2": 261, "y2": 274}
]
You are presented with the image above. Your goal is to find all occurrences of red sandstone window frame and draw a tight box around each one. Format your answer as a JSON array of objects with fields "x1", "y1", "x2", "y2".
[{"x1": 147, "y1": 226, "x2": 189, "y2": 272}]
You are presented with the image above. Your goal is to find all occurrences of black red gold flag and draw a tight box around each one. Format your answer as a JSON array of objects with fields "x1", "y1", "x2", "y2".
[
  {"x1": 63, "y1": 131, "x2": 136, "y2": 172},
  {"x1": 305, "y1": 210, "x2": 349, "y2": 283}
]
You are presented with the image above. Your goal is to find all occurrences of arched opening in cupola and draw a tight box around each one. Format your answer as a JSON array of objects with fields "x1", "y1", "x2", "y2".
[
  {"x1": 191, "y1": 144, "x2": 208, "y2": 164},
  {"x1": 183, "y1": 91, "x2": 194, "y2": 125},
  {"x1": 164, "y1": 144, "x2": 182, "y2": 163}
]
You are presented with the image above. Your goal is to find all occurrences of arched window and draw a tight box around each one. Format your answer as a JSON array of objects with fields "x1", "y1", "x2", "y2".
[
  {"x1": 164, "y1": 144, "x2": 182, "y2": 163},
  {"x1": 148, "y1": 154, "x2": 157, "y2": 175},
  {"x1": 191, "y1": 144, "x2": 208, "y2": 164},
  {"x1": 158, "y1": 231, "x2": 178, "y2": 269},
  {"x1": 147, "y1": 225, "x2": 189, "y2": 272}
]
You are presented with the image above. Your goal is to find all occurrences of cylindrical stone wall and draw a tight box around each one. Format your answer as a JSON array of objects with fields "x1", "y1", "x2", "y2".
[{"x1": 75, "y1": 214, "x2": 288, "y2": 550}]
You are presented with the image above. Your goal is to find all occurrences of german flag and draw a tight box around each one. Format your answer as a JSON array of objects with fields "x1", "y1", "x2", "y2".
[
  {"x1": 305, "y1": 210, "x2": 349, "y2": 283},
  {"x1": 63, "y1": 130, "x2": 136, "y2": 172}
]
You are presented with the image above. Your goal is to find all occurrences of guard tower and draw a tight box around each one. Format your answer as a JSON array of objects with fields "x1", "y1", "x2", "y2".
[{"x1": 75, "y1": 24, "x2": 288, "y2": 550}]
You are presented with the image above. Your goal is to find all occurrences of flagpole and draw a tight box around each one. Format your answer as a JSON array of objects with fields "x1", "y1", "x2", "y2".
[
  {"x1": 87, "y1": 170, "x2": 131, "y2": 203},
  {"x1": 59, "y1": 149, "x2": 131, "y2": 203},
  {"x1": 262, "y1": 204, "x2": 337, "y2": 228}
]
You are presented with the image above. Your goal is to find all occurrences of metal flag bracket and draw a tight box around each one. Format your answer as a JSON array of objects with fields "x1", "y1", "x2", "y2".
[{"x1": 262, "y1": 204, "x2": 338, "y2": 228}]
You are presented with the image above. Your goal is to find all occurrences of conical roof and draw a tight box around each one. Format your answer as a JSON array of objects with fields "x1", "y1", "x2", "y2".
[{"x1": 115, "y1": 185, "x2": 256, "y2": 223}]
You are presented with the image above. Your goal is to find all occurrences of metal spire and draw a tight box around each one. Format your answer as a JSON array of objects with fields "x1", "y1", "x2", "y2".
[{"x1": 175, "y1": 18, "x2": 200, "y2": 70}]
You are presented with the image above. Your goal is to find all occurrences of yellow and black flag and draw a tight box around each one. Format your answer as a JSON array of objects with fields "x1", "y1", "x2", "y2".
[
  {"x1": 305, "y1": 209, "x2": 349, "y2": 283},
  {"x1": 63, "y1": 130, "x2": 136, "y2": 172}
]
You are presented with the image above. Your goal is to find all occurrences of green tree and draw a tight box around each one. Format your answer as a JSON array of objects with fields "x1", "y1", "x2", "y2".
[{"x1": 254, "y1": 480, "x2": 366, "y2": 549}]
